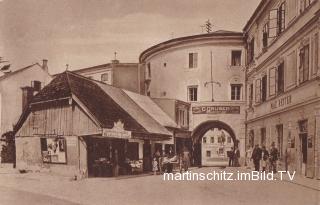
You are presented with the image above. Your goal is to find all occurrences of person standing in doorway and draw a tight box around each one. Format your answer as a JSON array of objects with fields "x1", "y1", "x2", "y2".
[
  {"x1": 269, "y1": 142, "x2": 279, "y2": 173},
  {"x1": 251, "y1": 144, "x2": 262, "y2": 171},
  {"x1": 233, "y1": 146, "x2": 240, "y2": 167},
  {"x1": 228, "y1": 147, "x2": 234, "y2": 167},
  {"x1": 182, "y1": 146, "x2": 190, "y2": 171}
]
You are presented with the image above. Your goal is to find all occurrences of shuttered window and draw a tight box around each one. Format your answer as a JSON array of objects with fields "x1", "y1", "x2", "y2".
[
  {"x1": 299, "y1": 44, "x2": 309, "y2": 83},
  {"x1": 189, "y1": 53, "x2": 198, "y2": 68},
  {"x1": 269, "y1": 67, "x2": 276, "y2": 96},
  {"x1": 286, "y1": 51, "x2": 297, "y2": 87}
]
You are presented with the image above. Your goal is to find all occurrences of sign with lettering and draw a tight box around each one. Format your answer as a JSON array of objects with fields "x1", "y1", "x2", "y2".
[
  {"x1": 270, "y1": 95, "x2": 292, "y2": 109},
  {"x1": 192, "y1": 106, "x2": 240, "y2": 114},
  {"x1": 102, "y1": 120, "x2": 131, "y2": 139}
]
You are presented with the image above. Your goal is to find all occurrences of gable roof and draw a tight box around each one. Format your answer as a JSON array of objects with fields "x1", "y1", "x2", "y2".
[
  {"x1": 19, "y1": 71, "x2": 172, "y2": 137},
  {"x1": 0, "y1": 63, "x2": 45, "y2": 81}
]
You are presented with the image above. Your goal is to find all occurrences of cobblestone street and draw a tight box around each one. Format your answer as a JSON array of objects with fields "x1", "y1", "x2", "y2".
[{"x1": 0, "y1": 167, "x2": 318, "y2": 205}]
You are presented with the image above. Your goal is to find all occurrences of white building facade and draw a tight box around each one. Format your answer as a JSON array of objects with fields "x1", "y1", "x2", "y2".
[
  {"x1": 140, "y1": 31, "x2": 246, "y2": 166},
  {"x1": 244, "y1": 0, "x2": 319, "y2": 178}
]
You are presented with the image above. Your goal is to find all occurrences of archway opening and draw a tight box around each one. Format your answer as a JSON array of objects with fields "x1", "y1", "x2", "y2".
[{"x1": 192, "y1": 120, "x2": 238, "y2": 166}]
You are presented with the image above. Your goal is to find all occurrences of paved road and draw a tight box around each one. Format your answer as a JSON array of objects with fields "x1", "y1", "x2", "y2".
[
  {"x1": 0, "y1": 186, "x2": 80, "y2": 205},
  {"x1": 0, "y1": 167, "x2": 318, "y2": 205}
]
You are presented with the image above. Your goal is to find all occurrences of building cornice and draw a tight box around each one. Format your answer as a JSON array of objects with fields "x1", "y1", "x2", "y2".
[{"x1": 139, "y1": 32, "x2": 244, "y2": 63}]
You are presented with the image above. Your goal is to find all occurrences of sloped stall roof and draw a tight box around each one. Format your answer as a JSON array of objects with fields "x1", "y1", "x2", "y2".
[
  {"x1": 123, "y1": 90, "x2": 178, "y2": 129},
  {"x1": 19, "y1": 71, "x2": 172, "y2": 137}
]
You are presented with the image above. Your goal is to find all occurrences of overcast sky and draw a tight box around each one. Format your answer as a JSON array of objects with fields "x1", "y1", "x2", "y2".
[{"x1": 0, "y1": 0, "x2": 260, "y2": 74}]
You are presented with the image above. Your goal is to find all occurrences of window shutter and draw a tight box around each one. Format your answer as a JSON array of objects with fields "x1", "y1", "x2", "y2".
[
  {"x1": 255, "y1": 79, "x2": 261, "y2": 103},
  {"x1": 304, "y1": 45, "x2": 309, "y2": 80},
  {"x1": 189, "y1": 53, "x2": 193, "y2": 68},
  {"x1": 194, "y1": 53, "x2": 198, "y2": 68},
  {"x1": 269, "y1": 67, "x2": 276, "y2": 96},
  {"x1": 268, "y1": 9, "x2": 278, "y2": 38}
]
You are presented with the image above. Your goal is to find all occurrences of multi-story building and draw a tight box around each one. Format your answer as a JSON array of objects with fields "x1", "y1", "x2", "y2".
[
  {"x1": 140, "y1": 31, "x2": 246, "y2": 166},
  {"x1": 243, "y1": 0, "x2": 319, "y2": 178},
  {"x1": 0, "y1": 60, "x2": 52, "y2": 136},
  {"x1": 73, "y1": 59, "x2": 144, "y2": 94}
]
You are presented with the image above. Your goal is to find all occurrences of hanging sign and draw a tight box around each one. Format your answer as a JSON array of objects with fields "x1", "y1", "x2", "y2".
[{"x1": 102, "y1": 120, "x2": 131, "y2": 139}]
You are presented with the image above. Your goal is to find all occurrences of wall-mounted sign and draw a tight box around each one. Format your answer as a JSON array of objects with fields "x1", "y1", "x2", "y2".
[
  {"x1": 102, "y1": 120, "x2": 131, "y2": 139},
  {"x1": 271, "y1": 95, "x2": 292, "y2": 109},
  {"x1": 192, "y1": 106, "x2": 240, "y2": 114}
]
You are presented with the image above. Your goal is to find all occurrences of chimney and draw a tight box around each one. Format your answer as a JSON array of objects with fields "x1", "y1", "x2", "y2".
[{"x1": 42, "y1": 59, "x2": 48, "y2": 72}]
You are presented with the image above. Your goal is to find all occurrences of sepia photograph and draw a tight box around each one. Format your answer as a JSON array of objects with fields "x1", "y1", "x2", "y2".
[{"x1": 0, "y1": 0, "x2": 319, "y2": 204}]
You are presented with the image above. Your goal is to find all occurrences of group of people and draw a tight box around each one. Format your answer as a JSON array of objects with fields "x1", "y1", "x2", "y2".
[
  {"x1": 227, "y1": 146, "x2": 241, "y2": 167},
  {"x1": 248, "y1": 142, "x2": 279, "y2": 172},
  {"x1": 152, "y1": 146, "x2": 191, "y2": 175}
]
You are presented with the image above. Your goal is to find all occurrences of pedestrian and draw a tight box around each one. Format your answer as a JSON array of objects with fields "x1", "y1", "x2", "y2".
[
  {"x1": 182, "y1": 146, "x2": 190, "y2": 171},
  {"x1": 228, "y1": 147, "x2": 234, "y2": 167},
  {"x1": 153, "y1": 149, "x2": 161, "y2": 172},
  {"x1": 152, "y1": 157, "x2": 158, "y2": 175},
  {"x1": 269, "y1": 142, "x2": 279, "y2": 173},
  {"x1": 233, "y1": 146, "x2": 240, "y2": 167},
  {"x1": 245, "y1": 145, "x2": 253, "y2": 168},
  {"x1": 251, "y1": 144, "x2": 262, "y2": 171},
  {"x1": 261, "y1": 146, "x2": 269, "y2": 172}
]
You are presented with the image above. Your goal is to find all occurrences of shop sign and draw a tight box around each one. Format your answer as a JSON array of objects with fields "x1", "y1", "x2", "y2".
[
  {"x1": 192, "y1": 106, "x2": 240, "y2": 114},
  {"x1": 270, "y1": 95, "x2": 292, "y2": 109},
  {"x1": 102, "y1": 120, "x2": 131, "y2": 139}
]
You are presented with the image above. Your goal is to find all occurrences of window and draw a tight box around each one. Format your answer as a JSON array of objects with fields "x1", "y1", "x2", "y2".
[
  {"x1": 277, "y1": 62, "x2": 284, "y2": 93},
  {"x1": 299, "y1": 44, "x2": 310, "y2": 83},
  {"x1": 218, "y1": 148, "x2": 224, "y2": 155},
  {"x1": 101, "y1": 73, "x2": 108, "y2": 82},
  {"x1": 41, "y1": 137, "x2": 67, "y2": 164},
  {"x1": 32, "y1": 81, "x2": 41, "y2": 92},
  {"x1": 203, "y1": 137, "x2": 207, "y2": 143},
  {"x1": 231, "y1": 84, "x2": 241, "y2": 100},
  {"x1": 300, "y1": 0, "x2": 316, "y2": 13},
  {"x1": 231, "y1": 50, "x2": 242, "y2": 66},
  {"x1": 206, "y1": 150, "x2": 211, "y2": 157},
  {"x1": 188, "y1": 86, "x2": 198, "y2": 101},
  {"x1": 278, "y1": 2, "x2": 286, "y2": 34},
  {"x1": 268, "y1": 2, "x2": 286, "y2": 38},
  {"x1": 177, "y1": 109, "x2": 188, "y2": 128},
  {"x1": 261, "y1": 128, "x2": 266, "y2": 146},
  {"x1": 263, "y1": 23, "x2": 269, "y2": 48},
  {"x1": 249, "y1": 83, "x2": 253, "y2": 107},
  {"x1": 147, "y1": 63, "x2": 151, "y2": 78},
  {"x1": 255, "y1": 76, "x2": 267, "y2": 103},
  {"x1": 248, "y1": 38, "x2": 255, "y2": 64},
  {"x1": 269, "y1": 9, "x2": 278, "y2": 38},
  {"x1": 210, "y1": 137, "x2": 214, "y2": 144},
  {"x1": 261, "y1": 75, "x2": 267, "y2": 102},
  {"x1": 227, "y1": 136, "x2": 232, "y2": 143},
  {"x1": 277, "y1": 124, "x2": 283, "y2": 158},
  {"x1": 189, "y1": 53, "x2": 198, "y2": 68}
]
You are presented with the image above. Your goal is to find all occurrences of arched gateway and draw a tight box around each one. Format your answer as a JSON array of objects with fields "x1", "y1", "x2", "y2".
[{"x1": 192, "y1": 120, "x2": 239, "y2": 166}]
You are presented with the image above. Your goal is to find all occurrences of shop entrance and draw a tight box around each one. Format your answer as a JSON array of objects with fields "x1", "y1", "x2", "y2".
[
  {"x1": 192, "y1": 120, "x2": 238, "y2": 167},
  {"x1": 86, "y1": 138, "x2": 130, "y2": 177},
  {"x1": 300, "y1": 133, "x2": 308, "y2": 175}
]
